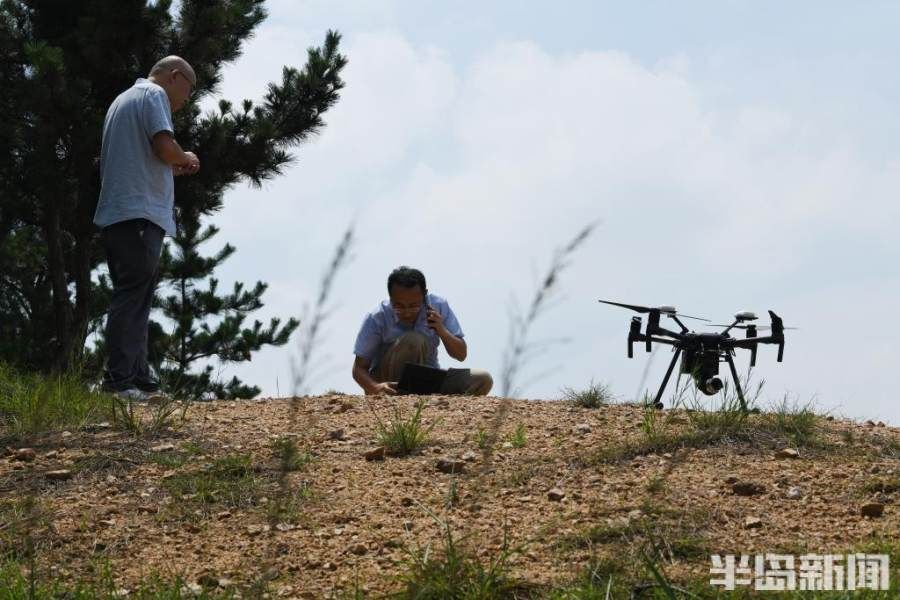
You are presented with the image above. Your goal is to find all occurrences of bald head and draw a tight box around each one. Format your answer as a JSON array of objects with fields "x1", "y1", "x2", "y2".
[
  {"x1": 149, "y1": 56, "x2": 196, "y2": 85},
  {"x1": 148, "y1": 55, "x2": 196, "y2": 112}
]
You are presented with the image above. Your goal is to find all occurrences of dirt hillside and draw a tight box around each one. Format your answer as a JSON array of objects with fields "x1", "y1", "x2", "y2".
[{"x1": 2, "y1": 394, "x2": 899, "y2": 597}]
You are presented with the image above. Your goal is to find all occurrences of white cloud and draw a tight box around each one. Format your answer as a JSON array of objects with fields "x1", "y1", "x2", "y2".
[{"x1": 200, "y1": 19, "x2": 900, "y2": 424}]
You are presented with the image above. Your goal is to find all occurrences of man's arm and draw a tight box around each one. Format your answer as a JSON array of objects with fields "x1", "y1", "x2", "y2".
[
  {"x1": 426, "y1": 307, "x2": 467, "y2": 361},
  {"x1": 152, "y1": 131, "x2": 200, "y2": 173},
  {"x1": 352, "y1": 356, "x2": 397, "y2": 395}
]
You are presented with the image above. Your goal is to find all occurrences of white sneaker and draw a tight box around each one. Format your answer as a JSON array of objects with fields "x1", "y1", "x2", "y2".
[
  {"x1": 112, "y1": 387, "x2": 148, "y2": 403},
  {"x1": 144, "y1": 389, "x2": 172, "y2": 405}
]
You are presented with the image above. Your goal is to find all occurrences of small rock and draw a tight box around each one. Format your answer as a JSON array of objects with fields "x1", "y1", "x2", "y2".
[
  {"x1": 327, "y1": 429, "x2": 346, "y2": 441},
  {"x1": 573, "y1": 423, "x2": 591, "y2": 435},
  {"x1": 14, "y1": 448, "x2": 36, "y2": 462},
  {"x1": 402, "y1": 520, "x2": 414, "y2": 531},
  {"x1": 662, "y1": 452, "x2": 673, "y2": 459},
  {"x1": 45, "y1": 469, "x2": 72, "y2": 481},
  {"x1": 744, "y1": 516, "x2": 763, "y2": 529},
  {"x1": 197, "y1": 574, "x2": 219, "y2": 588},
  {"x1": 775, "y1": 448, "x2": 800, "y2": 460},
  {"x1": 547, "y1": 487, "x2": 566, "y2": 502},
  {"x1": 436, "y1": 458, "x2": 466, "y2": 474},
  {"x1": 348, "y1": 543, "x2": 368, "y2": 555},
  {"x1": 246, "y1": 524, "x2": 271, "y2": 536},
  {"x1": 364, "y1": 446, "x2": 386, "y2": 461},
  {"x1": 275, "y1": 523, "x2": 295, "y2": 532},
  {"x1": 61, "y1": 431, "x2": 72, "y2": 438},
  {"x1": 724, "y1": 475, "x2": 739, "y2": 484},
  {"x1": 150, "y1": 443, "x2": 175, "y2": 452},
  {"x1": 216, "y1": 511, "x2": 232, "y2": 520},
  {"x1": 873, "y1": 492, "x2": 891, "y2": 505},
  {"x1": 785, "y1": 487, "x2": 803, "y2": 500},
  {"x1": 400, "y1": 496, "x2": 415, "y2": 507},
  {"x1": 732, "y1": 481, "x2": 766, "y2": 496},
  {"x1": 428, "y1": 398, "x2": 450, "y2": 408},
  {"x1": 335, "y1": 401, "x2": 354, "y2": 413},
  {"x1": 501, "y1": 441, "x2": 514, "y2": 449},
  {"x1": 865, "y1": 420, "x2": 876, "y2": 428},
  {"x1": 861, "y1": 503, "x2": 885, "y2": 518},
  {"x1": 461, "y1": 451, "x2": 478, "y2": 462},
  {"x1": 45, "y1": 450, "x2": 58, "y2": 459}
]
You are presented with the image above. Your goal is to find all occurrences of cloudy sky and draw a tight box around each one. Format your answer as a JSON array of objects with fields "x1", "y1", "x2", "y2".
[{"x1": 190, "y1": 1, "x2": 900, "y2": 423}]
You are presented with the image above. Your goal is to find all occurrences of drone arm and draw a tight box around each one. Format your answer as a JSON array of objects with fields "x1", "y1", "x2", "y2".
[
  {"x1": 726, "y1": 335, "x2": 785, "y2": 362},
  {"x1": 669, "y1": 316, "x2": 690, "y2": 333}
]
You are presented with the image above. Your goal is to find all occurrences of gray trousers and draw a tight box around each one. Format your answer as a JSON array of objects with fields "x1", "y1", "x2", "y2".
[
  {"x1": 374, "y1": 332, "x2": 493, "y2": 396},
  {"x1": 101, "y1": 219, "x2": 164, "y2": 390}
]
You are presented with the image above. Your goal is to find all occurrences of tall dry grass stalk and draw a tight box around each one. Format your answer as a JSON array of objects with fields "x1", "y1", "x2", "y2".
[
  {"x1": 499, "y1": 222, "x2": 597, "y2": 398},
  {"x1": 290, "y1": 222, "x2": 355, "y2": 395},
  {"x1": 443, "y1": 223, "x2": 599, "y2": 578},
  {"x1": 263, "y1": 222, "x2": 356, "y2": 582}
]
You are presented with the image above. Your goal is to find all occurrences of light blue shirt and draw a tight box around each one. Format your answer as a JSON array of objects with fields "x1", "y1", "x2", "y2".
[
  {"x1": 353, "y1": 293, "x2": 464, "y2": 370},
  {"x1": 94, "y1": 78, "x2": 176, "y2": 235}
]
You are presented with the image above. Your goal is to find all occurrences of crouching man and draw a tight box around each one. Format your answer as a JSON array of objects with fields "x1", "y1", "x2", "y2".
[{"x1": 352, "y1": 266, "x2": 493, "y2": 396}]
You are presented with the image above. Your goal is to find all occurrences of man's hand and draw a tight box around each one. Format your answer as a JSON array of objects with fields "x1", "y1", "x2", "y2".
[
  {"x1": 369, "y1": 381, "x2": 398, "y2": 395},
  {"x1": 174, "y1": 151, "x2": 200, "y2": 176},
  {"x1": 426, "y1": 307, "x2": 447, "y2": 335}
]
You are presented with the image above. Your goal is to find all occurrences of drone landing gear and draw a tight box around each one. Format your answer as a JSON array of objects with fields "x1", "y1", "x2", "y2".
[
  {"x1": 652, "y1": 350, "x2": 750, "y2": 412},
  {"x1": 724, "y1": 354, "x2": 748, "y2": 412},
  {"x1": 651, "y1": 348, "x2": 681, "y2": 410}
]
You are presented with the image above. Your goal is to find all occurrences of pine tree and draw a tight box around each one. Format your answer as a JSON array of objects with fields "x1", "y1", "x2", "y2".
[{"x1": 0, "y1": 1, "x2": 346, "y2": 397}]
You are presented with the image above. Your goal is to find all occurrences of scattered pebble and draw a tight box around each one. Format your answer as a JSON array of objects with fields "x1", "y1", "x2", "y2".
[
  {"x1": 436, "y1": 458, "x2": 465, "y2": 474},
  {"x1": 861, "y1": 503, "x2": 885, "y2": 518},
  {"x1": 14, "y1": 448, "x2": 36, "y2": 462},
  {"x1": 775, "y1": 448, "x2": 800, "y2": 460},
  {"x1": 547, "y1": 488, "x2": 566, "y2": 502},
  {"x1": 45, "y1": 469, "x2": 72, "y2": 481},
  {"x1": 732, "y1": 481, "x2": 766, "y2": 496}
]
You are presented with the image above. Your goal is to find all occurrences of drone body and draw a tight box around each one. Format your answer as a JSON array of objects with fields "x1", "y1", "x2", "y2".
[{"x1": 600, "y1": 300, "x2": 788, "y2": 410}]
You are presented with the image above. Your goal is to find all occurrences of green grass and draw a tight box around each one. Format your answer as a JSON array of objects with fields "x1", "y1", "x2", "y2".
[
  {"x1": 0, "y1": 497, "x2": 51, "y2": 561},
  {"x1": 593, "y1": 381, "x2": 825, "y2": 464},
  {"x1": 374, "y1": 399, "x2": 437, "y2": 457},
  {"x1": 161, "y1": 454, "x2": 262, "y2": 519},
  {"x1": 757, "y1": 396, "x2": 820, "y2": 447},
  {"x1": 266, "y1": 481, "x2": 315, "y2": 525},
  {"x1": 395, "y1": 519, "x2": 529, "y2": 599},
  {"x1": 147, "y1": 441, "x2": 205, "y2": 469},
  {"x1": 474, "y1": 426, "x2": 490, "y2": 450},
  {"x1": 0, "y1": 559, "x2": 240, "y2": 598},
  {"x1": 862, "y1": 477, "x2": 900, "y2": 494},
  {"x1": 271, "y1": 436, "x2": 312, "y2": 472},
  {"x1": 509, "y1": 423, "x2": 527, "y2": 448},
  {"x1": 0, "y1": 363, "x2": 109, "y2": 439},
  {"x1": 562, "y1": 380, "x2": 614, "y2": 409}
]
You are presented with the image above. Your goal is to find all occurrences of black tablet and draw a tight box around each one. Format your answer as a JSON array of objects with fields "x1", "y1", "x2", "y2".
[{"x1": 397, "y1": 362, "x2": 448, "y2": 394}]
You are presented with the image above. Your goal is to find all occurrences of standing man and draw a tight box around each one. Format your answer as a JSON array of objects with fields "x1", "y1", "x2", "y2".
[
  {"x1": 352, "y1": 266, "x2": 493, "y2": 396},
  {"x1": 94, "y1": 56, "x2": 200, "y2": 400}
]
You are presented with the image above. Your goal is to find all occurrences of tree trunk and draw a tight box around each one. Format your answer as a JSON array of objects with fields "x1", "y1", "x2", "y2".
[{"x1": 43, "y1": 198, "x2": 73, "y2": 372}]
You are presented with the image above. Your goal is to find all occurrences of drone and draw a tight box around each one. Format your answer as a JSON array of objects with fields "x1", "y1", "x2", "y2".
[{"x1": 599, "y1": 300, "x2": 790, "y2": 411}]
